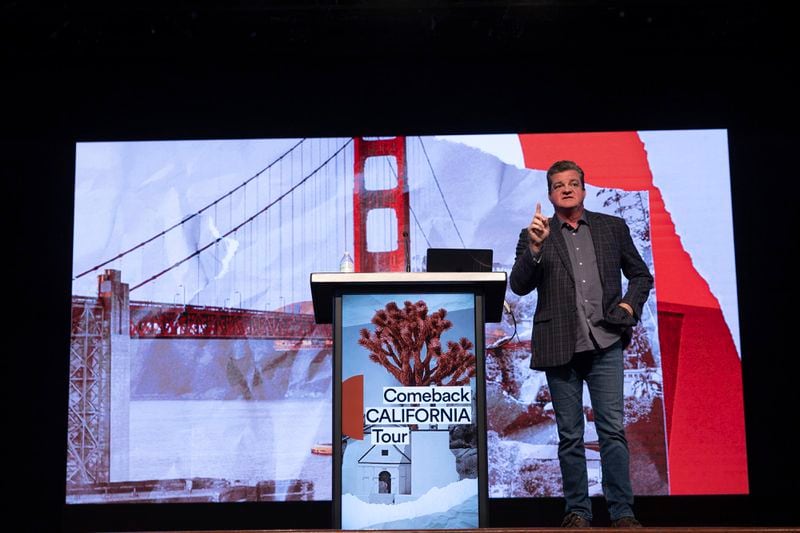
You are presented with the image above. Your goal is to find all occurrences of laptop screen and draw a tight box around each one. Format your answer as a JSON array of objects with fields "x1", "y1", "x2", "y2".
[{"x1": 425, "y1": 248, "x2": 493, "y2": 273}]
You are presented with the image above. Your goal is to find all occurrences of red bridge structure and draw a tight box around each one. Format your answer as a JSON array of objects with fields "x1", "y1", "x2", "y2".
[{"x1": 128, "y1": 301, "x2": 331, "y2": 341}]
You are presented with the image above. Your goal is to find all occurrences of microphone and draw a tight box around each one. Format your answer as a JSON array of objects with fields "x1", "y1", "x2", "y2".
[{"x1": 402, "y1": 231, "x2": 410, "y2": 272}]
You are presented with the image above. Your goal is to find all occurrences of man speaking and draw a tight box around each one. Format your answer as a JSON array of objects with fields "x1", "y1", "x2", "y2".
[{"x1": 510, "y1": 160, "x2": 653, "y2": 528}]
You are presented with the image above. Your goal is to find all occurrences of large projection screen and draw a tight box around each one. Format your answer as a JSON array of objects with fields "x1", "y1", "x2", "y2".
[{"x1": 66, "y1": 130, "x2": 747, "y2": 504}]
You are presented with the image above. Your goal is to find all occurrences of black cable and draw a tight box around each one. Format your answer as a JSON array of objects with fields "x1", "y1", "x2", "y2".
[
  {"x1": 488, "y1": 301, "x2": 518, "y2": 350},
  {"x1": 130, "y1": 138, "x2": 352, "y2": 292},
  {"x1": 417, "y1": 137, "x2": 466, "y2": 248},
  {"x1": 74, "y1": 138, "x2": 307, "y2": 280}
]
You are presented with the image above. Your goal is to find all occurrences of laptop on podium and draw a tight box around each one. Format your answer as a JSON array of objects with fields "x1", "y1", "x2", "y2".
[{"x1": 425, "y1": 248, "x2": 493, "y2": 273}]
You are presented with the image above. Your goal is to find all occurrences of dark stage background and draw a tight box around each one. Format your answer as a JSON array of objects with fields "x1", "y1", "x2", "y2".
[{"x1": 6, "y1": 2, "x2": 797, "y2": 531}]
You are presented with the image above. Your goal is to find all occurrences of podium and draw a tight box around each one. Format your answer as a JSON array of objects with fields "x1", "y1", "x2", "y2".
[{"x1": 310, "y1": 272, "x2": 506, "y2": 530}]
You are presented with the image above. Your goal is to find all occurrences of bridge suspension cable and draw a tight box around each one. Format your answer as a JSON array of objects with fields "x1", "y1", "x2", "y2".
[
  {"x1": 73, "y1": 138, "x2": 307, "y2": 280},
  {"x1": 417, "y1": 137, "x2": 466, "y2": 248},
  {"x1": 129, "y1": 138, "x2": 353, "y2": 292}
]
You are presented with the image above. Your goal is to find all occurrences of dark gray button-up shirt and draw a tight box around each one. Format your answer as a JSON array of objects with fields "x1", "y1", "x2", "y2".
[{"x1": 559, "y1": 213, "x2": 621, "y2": 352}]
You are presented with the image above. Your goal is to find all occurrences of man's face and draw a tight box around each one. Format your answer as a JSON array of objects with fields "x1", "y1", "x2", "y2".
[{"x1": 548, "y1": 169, "x2": 586, "y2": 210}]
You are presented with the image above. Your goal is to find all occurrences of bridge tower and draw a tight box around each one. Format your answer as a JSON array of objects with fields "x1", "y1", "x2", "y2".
[
  {"x1": 67, "y1": 269, "x2": 130, "y2": 486},
  {"x1": 99, "y1": 269, "x2": 131, "y2": 481},
  {"x1": 352, "y1": 137, "x2": 410, "y2": 272}
]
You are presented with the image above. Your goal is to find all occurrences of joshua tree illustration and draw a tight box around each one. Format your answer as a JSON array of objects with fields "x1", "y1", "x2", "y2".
[{"x1": 358, "y1": 300, "x2": 475, "y2": 386}]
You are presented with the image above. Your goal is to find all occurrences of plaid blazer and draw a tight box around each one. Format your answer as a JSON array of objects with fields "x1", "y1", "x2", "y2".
[{"x1": 509, "y1": 210, "x2": 653, "y2": 369}]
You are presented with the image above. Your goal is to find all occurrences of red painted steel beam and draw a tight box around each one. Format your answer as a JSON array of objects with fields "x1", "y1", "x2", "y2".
[
  {"x1": 128, "y1": 302, "x2": 332, "y2": 340},
  {"x1": 352, "y1": 136, "x2": 410, "y2": 272}
]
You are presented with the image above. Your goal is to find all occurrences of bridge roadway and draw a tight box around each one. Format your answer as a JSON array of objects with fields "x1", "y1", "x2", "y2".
[{"x1": 74, "y1": 296, "x2": 332, "y2": 341}]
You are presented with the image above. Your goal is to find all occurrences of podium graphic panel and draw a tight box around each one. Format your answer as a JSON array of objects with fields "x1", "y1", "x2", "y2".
[{"x1": 338, "y1": 292, "x2": 482, "y2": 530}]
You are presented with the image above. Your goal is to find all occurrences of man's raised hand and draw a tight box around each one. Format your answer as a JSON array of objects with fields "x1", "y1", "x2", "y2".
[{"x1": 527, "y1": 202, "x2": 551, "y2": 253}]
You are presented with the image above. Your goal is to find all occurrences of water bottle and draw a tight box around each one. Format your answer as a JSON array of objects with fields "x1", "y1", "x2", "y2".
[{"x1": 339, "y1": 251, "x2": 354, "y2": 273}]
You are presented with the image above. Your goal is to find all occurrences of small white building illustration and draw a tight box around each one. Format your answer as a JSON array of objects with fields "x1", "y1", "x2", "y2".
[
  {"x1": 356, "y1": 441, "x2": 411, "y2": 497},
  {"x1": 344, "y1": 426, "x2": 461, "y2": 504}
]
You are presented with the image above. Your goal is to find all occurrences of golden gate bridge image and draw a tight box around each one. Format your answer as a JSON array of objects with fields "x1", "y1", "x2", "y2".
[{"x1": 67, "y1": 136, "x2": 479, "y2": 503}]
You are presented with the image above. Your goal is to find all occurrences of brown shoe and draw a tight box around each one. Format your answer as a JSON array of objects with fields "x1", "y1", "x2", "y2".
[
  {"x1": 561, "y1": 512, "x2": 592, "y2": 528},
  {"x1": 611, "y1": 516, "x2": 642, "y2": 528}
]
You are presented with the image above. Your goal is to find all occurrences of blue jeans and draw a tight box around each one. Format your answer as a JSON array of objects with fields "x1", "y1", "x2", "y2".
[{"x1": 545, "y1": 341, "x2": 634, "y2": 521}]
